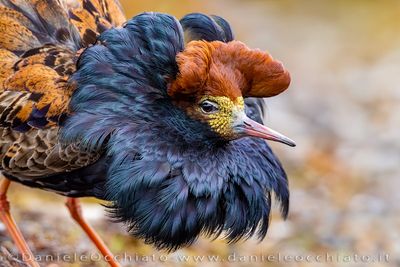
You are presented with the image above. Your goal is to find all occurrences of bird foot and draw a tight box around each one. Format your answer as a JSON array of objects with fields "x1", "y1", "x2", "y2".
[
  {"x1": 65, "y1": 197, "x2": 83, "y2": 222},
  {"x1": 0, "y1": 194, "x2": 10, "y2": 212},
  {"x1": 0, "y1": 178, "x2": 39, "y2": 267},
  {"x1": 65, "y1": 198, "x2": 120, "y2": 267}
]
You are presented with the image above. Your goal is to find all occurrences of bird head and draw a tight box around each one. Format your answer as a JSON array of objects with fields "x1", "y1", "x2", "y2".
[{"x1": 168, "y1": 40, "x2": 295, "y2": 146}]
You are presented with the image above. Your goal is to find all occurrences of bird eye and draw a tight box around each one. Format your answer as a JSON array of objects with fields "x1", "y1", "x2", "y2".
[{"x1": 200, "y1": 100, "x2": 219, "y2": 114}]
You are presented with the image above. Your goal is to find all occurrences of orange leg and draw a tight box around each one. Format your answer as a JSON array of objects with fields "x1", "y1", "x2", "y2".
[
  {"x1": 0, "y1": 178, "x2": 39, "y2": 267},
  {"x1": 65, "y1": 198, "x2": 121, "y2": 267}
]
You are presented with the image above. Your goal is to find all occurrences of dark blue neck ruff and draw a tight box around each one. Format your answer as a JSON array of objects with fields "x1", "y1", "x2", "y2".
[{"x1": 61, "y1": 12, "x2": 289, "y2": 250}]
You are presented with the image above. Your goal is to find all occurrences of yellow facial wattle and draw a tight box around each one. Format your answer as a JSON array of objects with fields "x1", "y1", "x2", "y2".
[{"x1": 200, "y1": 96, "x2": 245, "y2": 138}]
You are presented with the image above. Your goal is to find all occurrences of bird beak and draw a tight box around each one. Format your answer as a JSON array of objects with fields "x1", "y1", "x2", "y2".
[{"x1": 235, "y1": 115, "x2": 296, "y2": 147}]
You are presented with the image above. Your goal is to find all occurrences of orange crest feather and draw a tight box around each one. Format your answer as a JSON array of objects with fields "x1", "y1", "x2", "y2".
[{"x1": 168, "y1": 40, "x2": 291, "y2": 100}]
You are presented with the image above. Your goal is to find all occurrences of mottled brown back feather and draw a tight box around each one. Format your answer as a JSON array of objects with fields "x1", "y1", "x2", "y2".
[{"x1": 0, "y1": 0, "x2": 125, "y2": 179}]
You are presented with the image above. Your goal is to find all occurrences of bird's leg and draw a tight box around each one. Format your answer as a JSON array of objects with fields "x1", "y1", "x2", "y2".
[
  {"x1": 65, "y1": 198, "x2": 121, "y2": 267},
  {"x1": 0, "y1": 178, "x2": 39, "y2": 267}
]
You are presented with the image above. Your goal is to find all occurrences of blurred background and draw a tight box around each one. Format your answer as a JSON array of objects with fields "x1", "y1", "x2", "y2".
[{"x1": 1, "y1": 0, "x2": 399, "y2": 266}]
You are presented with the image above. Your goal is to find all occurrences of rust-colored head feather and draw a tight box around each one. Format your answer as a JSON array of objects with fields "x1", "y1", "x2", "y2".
[{"x1": 168, "y1": 40, "x2": 291, "y2": 100}]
